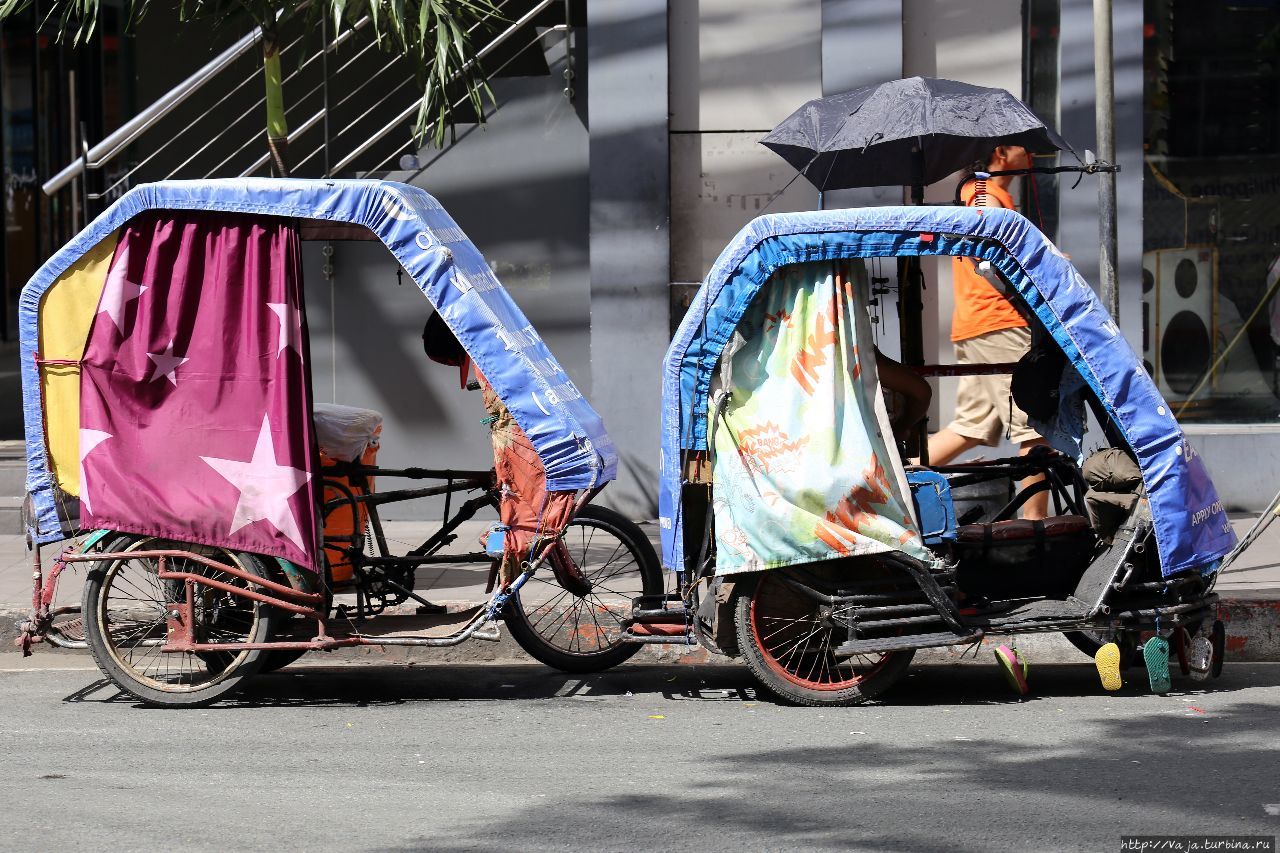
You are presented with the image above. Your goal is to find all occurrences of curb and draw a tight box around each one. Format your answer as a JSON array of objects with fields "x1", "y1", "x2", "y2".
[{"x1": 6, "y1": 596, "x2": 1279, "y2": 665}]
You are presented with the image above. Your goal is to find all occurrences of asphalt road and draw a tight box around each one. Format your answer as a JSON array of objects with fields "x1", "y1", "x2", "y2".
[{"x1": 1, "y1": 662, "x2": 1278, "y2": 853}]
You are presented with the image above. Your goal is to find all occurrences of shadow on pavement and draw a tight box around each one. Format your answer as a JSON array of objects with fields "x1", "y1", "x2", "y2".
[
  {"x1": 393, "y1": 700, "x2": 1280, "y2": 853},
  {"x1": 59, "y1": 661, "x2": 1279, "y2": 710},
  {"x1": 60, "y1": 664, "x2": 763, "y2": 707},
  {"x1": 381, "y1": 665, "x2": 1278, "y2": 853},
  {"x1": 52, "y1": 664, "x2": 1280, "y2": 850}
]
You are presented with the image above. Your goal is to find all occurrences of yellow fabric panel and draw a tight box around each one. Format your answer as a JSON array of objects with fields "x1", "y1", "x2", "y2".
[{"x1": 39, "y1": 233, "x2": 119, "y2": 497}]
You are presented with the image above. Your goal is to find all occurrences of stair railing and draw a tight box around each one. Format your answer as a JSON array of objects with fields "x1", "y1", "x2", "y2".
[{"x1": 41, "y1": 0, "x2": 572, "y2": 224}]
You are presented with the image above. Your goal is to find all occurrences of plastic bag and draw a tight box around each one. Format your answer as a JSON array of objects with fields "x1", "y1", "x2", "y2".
[{"x1": 313, "y1": 402, "x2": 383, "y2": 462}]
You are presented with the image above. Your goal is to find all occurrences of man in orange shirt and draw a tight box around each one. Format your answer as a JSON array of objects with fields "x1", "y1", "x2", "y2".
[{"x1": 928, "y1": 145, "x2": 1049, "y2": 520}]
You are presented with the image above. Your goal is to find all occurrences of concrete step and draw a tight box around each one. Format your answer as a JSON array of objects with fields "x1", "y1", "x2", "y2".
[
  {"x1": 0, "y1": 496, "x2": 22, "y2": 534},
  {"x1": 0, "y1": 441, "x2": 24, "y2": 502},
  {"x1": 0, "y1": 460, "x2": 24, "y2": 498}
]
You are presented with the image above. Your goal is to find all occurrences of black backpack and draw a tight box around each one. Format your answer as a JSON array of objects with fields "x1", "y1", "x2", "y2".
[{"x1": 1011, "y1": 342, "x2": 1067, "y2": 423}]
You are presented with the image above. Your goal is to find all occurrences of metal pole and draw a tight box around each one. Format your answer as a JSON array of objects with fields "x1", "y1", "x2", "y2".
[
  {"x1": 0, "y1": 23, "x2": 9, "y2": 341},
  {"x1": 1094, "y1": 0, "x2": 1120, "y2": 321},
  {"x1": 321, "y1": 17, "x2": 331, "y2": 177},
  {"x1": 894, "y1": 147, "x2": 929, "y2": 459}
]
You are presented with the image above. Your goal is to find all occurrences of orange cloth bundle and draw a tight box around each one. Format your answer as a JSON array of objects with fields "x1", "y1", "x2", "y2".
[{"x1": 314, "y1": 403, "x2": 383, "y2": 583}]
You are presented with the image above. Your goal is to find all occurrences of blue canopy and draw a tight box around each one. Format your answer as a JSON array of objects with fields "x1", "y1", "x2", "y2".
[
  {"x1": 659, "y1": 205, "x2": 1235, "y2": 577},
  {"x1": 21, "y1": 179, "x2": 615, "y2": 545}
]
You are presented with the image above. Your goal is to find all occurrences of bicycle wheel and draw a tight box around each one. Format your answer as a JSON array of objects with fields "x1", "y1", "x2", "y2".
[
  {"x1": 735, "y1": 566, "x2": 914, "y2": 707},
  {"x1": 503, "y1": 504, "x2": 663, "y2": 673},
  {"x1": 83, "y1": 534, "x2": 274, "y2": 707}
]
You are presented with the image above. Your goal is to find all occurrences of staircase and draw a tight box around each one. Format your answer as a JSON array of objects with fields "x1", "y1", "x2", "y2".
[{"x1": 42, "y1": 0, "x2": 576, "y2": 203}]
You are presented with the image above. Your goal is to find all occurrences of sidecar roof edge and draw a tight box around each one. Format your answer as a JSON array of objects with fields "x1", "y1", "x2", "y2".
[{"x1": 20, "y1": 178, "x2": 615, "y2": 545}]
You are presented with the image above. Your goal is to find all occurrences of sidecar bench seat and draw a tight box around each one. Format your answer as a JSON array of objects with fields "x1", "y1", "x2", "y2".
[
  {"x1": 954, "y1": 514, "x2": 1096, "y2": 599},
  {"x1": 956, "y1": 514, "x2": 1091, "y2": 544}
]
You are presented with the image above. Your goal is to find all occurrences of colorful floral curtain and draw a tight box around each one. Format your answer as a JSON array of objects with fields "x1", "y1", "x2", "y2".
[{"x1": 712, "y1": 259, "x2": 930, "y2": 574}]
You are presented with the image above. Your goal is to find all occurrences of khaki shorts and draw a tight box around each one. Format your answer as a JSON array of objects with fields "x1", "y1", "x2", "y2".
[{"x1": 946, "y1": 326, "x2": 1041, "y2": 446}]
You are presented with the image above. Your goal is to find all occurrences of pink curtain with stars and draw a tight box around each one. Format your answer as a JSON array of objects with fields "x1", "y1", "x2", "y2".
[{"x1": 78, "y1": 211, "x2": 320, "y2": 571}]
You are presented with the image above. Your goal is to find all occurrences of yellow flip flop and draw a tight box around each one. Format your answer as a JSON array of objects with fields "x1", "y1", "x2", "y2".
[{"x1": 1095, "y1": 642, "x2": 1123, "y2": 692}]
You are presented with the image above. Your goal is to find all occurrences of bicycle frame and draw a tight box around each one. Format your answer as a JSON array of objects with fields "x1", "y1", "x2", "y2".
[
  {"x1": 319, "y1": 463, "x2": 498, "y2": 620},
  {"x1": 17, "y1": 463, "x2": 599, "y2": 655}
]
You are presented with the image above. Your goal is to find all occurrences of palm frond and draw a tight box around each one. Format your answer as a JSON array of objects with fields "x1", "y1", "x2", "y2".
[
  {"x1": 0, "y1": 0, "x2": 506, "y2": 153},
  {"x1": 355, "y1": 0, "x2": 503, "y2": 148}
]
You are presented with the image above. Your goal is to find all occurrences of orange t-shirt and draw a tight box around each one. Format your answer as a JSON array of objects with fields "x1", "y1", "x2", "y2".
[{"x1": 950, "y1": 181, "x2": 1028, "y2": 342}]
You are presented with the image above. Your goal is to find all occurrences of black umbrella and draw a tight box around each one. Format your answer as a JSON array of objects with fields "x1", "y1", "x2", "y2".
[
  {"x1": 761, "y1": 78, "x2": 1076, "y2": 463},
  {"x1": 760, "y1": 76, "x2": 1074, "y2": 197}
]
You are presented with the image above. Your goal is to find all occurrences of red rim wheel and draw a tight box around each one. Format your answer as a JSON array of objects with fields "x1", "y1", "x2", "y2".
[{"x1": 735, "y1": 566, "x2": 914, "y2": 706}]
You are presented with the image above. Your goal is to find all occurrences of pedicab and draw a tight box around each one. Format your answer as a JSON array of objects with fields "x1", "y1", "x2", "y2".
[
  {"x1": 16, "y1": 178, "x2": 661, "y2": 706},
  {"x1": 640, "y1": 203, "x2": 1235, "y2": 706}
]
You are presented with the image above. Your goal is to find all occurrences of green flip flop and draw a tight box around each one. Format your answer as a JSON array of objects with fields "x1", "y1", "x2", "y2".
[{"x1": 1144, "y1": 635, "x2": 1172, "y2": 694}]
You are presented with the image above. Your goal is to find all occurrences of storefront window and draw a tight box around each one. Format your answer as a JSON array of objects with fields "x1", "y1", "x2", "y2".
[
  {"x1": 1, "y1": 9, "x2": 130, "y2": 437},
  {"x1": 2, "y1": 13, "x2": 40, "y2": 342},
  {"x1": 1144, "y1": 0, "x2": 1280, "y2": 423}
]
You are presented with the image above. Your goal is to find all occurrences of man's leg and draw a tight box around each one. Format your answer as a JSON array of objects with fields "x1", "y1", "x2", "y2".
[
  {"x1": 928, "y1": 427, "x2": 981, "y2": 466},
  {"x1": 1018, "y1": 438, "x2": 1051, "y2": 520},
  {"x1": 967, "y1": 327, "x2": 1049, "y2": 520},
  {"x1": 928, "y1": 356, "x2": 996, "y2": 465}
]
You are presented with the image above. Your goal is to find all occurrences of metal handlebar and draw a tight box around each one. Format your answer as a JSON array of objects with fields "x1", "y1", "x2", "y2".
[{"x1": 953, "y1": 163, "x2": 1121, "y2": 206}]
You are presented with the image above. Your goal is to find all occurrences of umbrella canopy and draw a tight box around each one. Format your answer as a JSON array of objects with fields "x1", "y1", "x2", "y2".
[{"x1": 761, "y1": 76, "x2": 1073, "y2": 191}]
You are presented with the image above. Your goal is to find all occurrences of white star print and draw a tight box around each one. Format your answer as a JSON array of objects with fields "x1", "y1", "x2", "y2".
[
  {"x1": 146, "y1": 340, "x2": 190, "y2": 386},
  {"x1": 79, "y1": 429, "x2": 113, "y2": 517},
  {"x1": 267, "y1": 302, "x2": 303, "y2": 357},
  {"x1": 96, "y1": 242, "x2": 147, "y2": 332},
  {"x1": 200, "y1": 416, "x2": 311, "y2": 553}
]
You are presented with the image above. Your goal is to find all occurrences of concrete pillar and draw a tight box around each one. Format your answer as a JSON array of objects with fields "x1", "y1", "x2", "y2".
[
  {"x1": 902, "y1": 0, "x2": 1024, "y2": 423},
  {"x1": 587, "y1": 0, "x2": 670, "y2": 516}
]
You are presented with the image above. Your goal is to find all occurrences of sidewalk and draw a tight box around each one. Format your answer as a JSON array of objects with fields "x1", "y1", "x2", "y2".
[{"x1": 4, "y1": 514, "x2": 1278, "y2": 662}]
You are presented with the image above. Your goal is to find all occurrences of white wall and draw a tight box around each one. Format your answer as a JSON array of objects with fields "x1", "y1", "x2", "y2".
[
  {"x1": 668, "y1": 0, "x2": 822, "y2": 291},
  {"x1": 903, "y1": 0, "x2": 1024, "y2": 446},
  {"x1": 305, "y1": 72, "x2": 590, "y2": 521}
]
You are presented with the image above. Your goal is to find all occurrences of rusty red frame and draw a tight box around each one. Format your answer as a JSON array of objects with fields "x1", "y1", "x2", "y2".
[
  {"x1": 58, "y1": 547, "x2": 341, "y2": 652},
  {"x1": 56, "y1": 543, "x2": 511, "y2": 653},
  {"x1": 18, "y1": 480, "x2": 600, "y2": 655}
]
